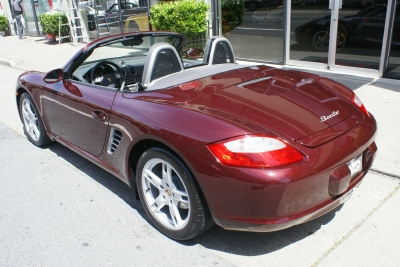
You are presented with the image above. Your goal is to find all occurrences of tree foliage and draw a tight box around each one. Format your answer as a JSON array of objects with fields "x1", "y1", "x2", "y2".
[
  {"x1": 150, "y1": 0, "x2": 209, "y2": 37},
  {"x1": 222, "y1": 0, "x2": 244, "y2": 28}
]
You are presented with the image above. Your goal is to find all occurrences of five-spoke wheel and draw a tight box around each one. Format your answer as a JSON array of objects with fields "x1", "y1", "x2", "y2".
[
  {"x1": 19, "y1": 93, "x2": 52, "y2": 147},
  {"x1": 136, "y1": 148, "x2": 212, "y2": 240},
  {"x1": 21, "y1": 97, "x2": 40, "y2": 142},
  {"x1": 141, "y1": 158, "x2": 190, "y2": 230}
]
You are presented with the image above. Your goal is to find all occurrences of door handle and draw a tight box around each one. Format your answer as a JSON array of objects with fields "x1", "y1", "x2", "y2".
[{"x1": 92, "y1": 110, "x2": 106, "y2": 122}]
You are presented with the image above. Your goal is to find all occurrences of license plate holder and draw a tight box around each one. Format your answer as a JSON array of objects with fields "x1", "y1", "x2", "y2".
[{"x1": 347, "y1": 154, "x2": 363, "y2": 178}]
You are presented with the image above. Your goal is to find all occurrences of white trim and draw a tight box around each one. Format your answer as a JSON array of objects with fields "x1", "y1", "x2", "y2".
[
  {"x1": 330, "y1": 64, "x2": 379, "y2": 78},
  {"x1": 274, "y1": 59, "x2": 379, "y2": 79},
  {"x1": 327, "y1": 0, "x2": 339, "y2": 70},
  {"x1": 379, "y1": 0, "x2": 396, "y2": 77},
  {"x1": 287, "y1": 59, "x2": 328, "y2": 70},
  {"x1": 283, "y1": 0, "x2": 291, "y2": 65}
]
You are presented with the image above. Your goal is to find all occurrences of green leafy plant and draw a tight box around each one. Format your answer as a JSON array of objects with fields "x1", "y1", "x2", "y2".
[
  {"x1": 222, "y1": 0, "x2": 244, "y2": 28},
  {"x1": 150, "y1": 0, "x2": 209, "y2": 37},
  {"x1": 0, "y1": 15, "x2": 9, "y2": 33},
  {"x1": 39, "y1": 12, "x2": 69, "y2": 36}
]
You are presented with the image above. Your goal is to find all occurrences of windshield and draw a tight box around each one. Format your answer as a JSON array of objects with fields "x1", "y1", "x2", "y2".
[
  {"x1": 70, "y1": 33, "x2": 204, "y2": 88},
  {"x1": 85, "y1": 35, "x2": 184, "y2": 63}
]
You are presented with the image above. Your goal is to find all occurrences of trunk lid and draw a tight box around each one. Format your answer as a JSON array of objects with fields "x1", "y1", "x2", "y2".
[{"x1": 195, "y1": 68, "x2": 356, "y2": 146}]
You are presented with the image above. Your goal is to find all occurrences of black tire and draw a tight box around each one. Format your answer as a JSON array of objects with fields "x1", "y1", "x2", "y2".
[
  {"x1": 19, "y1": 93, "x2": 52, "y2": 147},
  {"x1": 312, "y1": 24, "x2": 348, "y2": 51},
  {"x1": 136, "y1": 147, "x2": 213, "y2": 240},
  {"x1": 248, "y1": 1, "x2": 258, "y2": 11}
]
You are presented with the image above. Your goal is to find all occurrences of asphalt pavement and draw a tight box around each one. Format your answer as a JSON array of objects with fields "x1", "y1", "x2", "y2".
[{"x1": 0, "y1": 35, "x2": 400, "y2": 266}]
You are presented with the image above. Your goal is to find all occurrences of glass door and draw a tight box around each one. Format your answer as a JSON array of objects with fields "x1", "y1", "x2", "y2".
[
  {"x1": 288, "y1": 0, "x2": 332, "y2": 67},
  {"x1": 288, "y1": 0, "x2": 390, "y2": 74},
  {"x1": 385, "y1": 1, "x2": 400, "y2": 78},
  {"x1": 23, "y1": 0, "x2": 40, "y2": 35},
  {"x1": 334, "y1": 0, "x2": 389, "y2": 71},
  {"x1": 223, "y1": 0, "x2": 285, "y2": 63}
]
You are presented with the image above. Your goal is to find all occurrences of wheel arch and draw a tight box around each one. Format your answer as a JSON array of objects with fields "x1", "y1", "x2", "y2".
[
  {"x1": 16, "y1": 87, "x2": 31, "y2": 119},
  {"x1": 338, "y1": 22, "x2": 351, "y2": 45},
  {"x1": 127, "y1": 138, "x2": 211, "y2": 215}
]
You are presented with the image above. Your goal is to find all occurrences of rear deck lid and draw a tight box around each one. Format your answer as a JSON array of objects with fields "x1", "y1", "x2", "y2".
[{"x1": 196, "y1": 69, "x2": 356, "y2": 145}]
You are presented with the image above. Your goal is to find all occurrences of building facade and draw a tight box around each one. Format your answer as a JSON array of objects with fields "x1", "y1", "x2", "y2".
[
  {"x1": 1, "y1": 0, "x2": 399, "y2": 79},
  {"x1": 219, "y1": 0, "x2": 400, "y2": 79}
]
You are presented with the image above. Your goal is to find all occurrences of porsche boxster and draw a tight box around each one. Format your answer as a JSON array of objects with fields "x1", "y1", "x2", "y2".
[{"x1": 16, "y1": 32, "x2": 377, "y2": 240}]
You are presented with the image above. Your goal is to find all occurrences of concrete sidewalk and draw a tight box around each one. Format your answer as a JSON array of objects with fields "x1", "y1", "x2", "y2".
[
  {"x1": 0, "y1": 35, "x2": 84, "y2": 72},
  {"x1": 0, "y1": 34, "x2": 399, "y2": 266}
]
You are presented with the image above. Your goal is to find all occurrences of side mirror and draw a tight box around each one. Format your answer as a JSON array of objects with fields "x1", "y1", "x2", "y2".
[
  {"x1": 182, "y1": 48, "x2": 204, "y2": 59},
  {"x1": 43, "y1": 69, "x2": 63, "y2": 83}
]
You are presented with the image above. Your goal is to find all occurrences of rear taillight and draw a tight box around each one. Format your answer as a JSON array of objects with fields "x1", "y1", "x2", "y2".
[
  {"x1": 352, "y1": 92, "x2": 369, "y2": 117},
  {"x1": 207, "y1": 135, "x2": 304, "y2": 168}
]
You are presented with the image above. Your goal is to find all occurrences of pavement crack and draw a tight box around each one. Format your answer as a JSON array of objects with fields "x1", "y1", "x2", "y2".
[
  {"x1": 370, "y1": 168, "x2": 400, "y2": 180},
  {"x1": 312, "y1": 184, "x2": 400, "y2": 267}
]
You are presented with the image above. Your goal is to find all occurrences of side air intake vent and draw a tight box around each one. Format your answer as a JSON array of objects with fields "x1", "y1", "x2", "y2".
[{"x1": 107, "y1": 128, "x2": 123, "y2": 155}]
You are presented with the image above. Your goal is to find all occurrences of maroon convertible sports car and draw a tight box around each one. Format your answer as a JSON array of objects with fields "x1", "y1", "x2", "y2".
[{"x1": 16, "y1": 32, "x2": 377, "y2": 240}]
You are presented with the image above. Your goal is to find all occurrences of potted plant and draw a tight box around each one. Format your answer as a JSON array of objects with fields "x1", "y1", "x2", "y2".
[
  {"x1": 150, "y1": 0, "x2": 209, "y2": 49},
  {"x1": 221, "y1": 0, "x2": 244, "y2": 35},
  {"x1": 0, "y1": 15, "x2": 9, "y2": 36},
  {"x1": 39, "y1": 12, "x2": 69, "y2": 42}
]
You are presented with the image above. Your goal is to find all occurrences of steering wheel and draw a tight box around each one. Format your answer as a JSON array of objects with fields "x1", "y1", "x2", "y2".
[{"x1": 90, "y1": 60, "x2": 125, "y2": 88}]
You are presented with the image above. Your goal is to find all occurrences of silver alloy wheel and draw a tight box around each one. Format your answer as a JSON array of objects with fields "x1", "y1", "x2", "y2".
[
  {"x1": 313, "y1": 30, "x2": 330, "y2": 50},
  {"x1": 141, "y1": 158, "x2": 190, "y2": 230},
  {"x1": 21, "y1": 98, "x2": 40, "y2": 141}
]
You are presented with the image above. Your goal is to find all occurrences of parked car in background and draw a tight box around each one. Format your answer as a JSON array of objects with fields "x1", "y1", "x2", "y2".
[
  {"x1": 251, "y1": 6, "x2": 284, "y2": 28},
  {"x1": 124, "y1": 13, "x2": 149, "y2": 32},
  {"x1": 245, "y1": 0, "x2": 281, "y2": 11},
  {"x1": 295, "y1": 4, "x2": 399, "y2": 50},
  {"x1": 86, "y1": 6, "x2": 105, "y2": 31},
  {"x1": 343, "y1": 0, "x2": 378, "y2": 7},
  {"x1": 83, "y1": 0, "x2": 148, "y2": 32},
  {"x1": 105, "y1": 0, "x2": 147, "y2": 25}
]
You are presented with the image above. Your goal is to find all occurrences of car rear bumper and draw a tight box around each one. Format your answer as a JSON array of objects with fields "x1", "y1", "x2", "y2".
[
  {"x1": 183, "y1": 114, "x2": 377, "y2": 232},
  {"x1": 215, "y1": 187, "x2": 355, "y2": 232}
]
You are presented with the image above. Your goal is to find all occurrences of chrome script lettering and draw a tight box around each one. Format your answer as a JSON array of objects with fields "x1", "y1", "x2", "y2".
[{"x1": 320, "y1": 110, "x2": 339, "y2": 122}]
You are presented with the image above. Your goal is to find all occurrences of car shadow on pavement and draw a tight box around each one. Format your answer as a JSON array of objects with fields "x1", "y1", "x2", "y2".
[
  {"x1": 46, "y1": 142, "x2": 151, "y2": 224},
  {"x1": 47, "y1": 141, "x2": 343, "y2": 255},
  {"x1": 188, "y1": 205, "x2": 342, "y2": 256}
]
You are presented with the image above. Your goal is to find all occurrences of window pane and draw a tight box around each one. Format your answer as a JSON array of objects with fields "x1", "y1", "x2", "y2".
[
  {"x1": 224, "y1": 0, "x2": 284, "y2": 62},
  {"x1": 335, "y1": 1, "x2": 389, "y2": 70},
  {"x1": 385, "y1": 2, "x2": 400, "y2": 78},
  {"x1": 290, "y1": 1, "x2": 330, "y2": 63}
]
